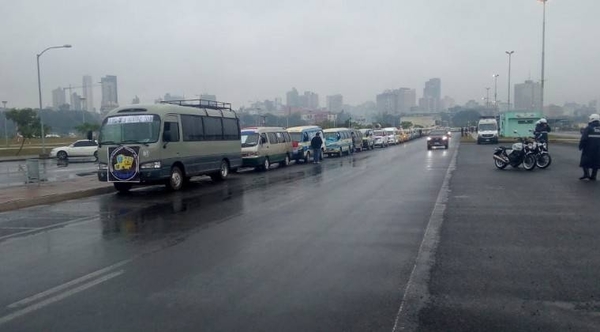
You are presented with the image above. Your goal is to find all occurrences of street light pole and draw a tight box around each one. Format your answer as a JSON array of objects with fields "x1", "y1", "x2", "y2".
[
  {"x1": 539, "y1": 0, "x2": 548, "y2": 114},
  {"x1": 36, "y1": 44, "x2": 72, "y2": 156},
  {"x1": 505, "y1": 51, "x2": 514, "y2": 111},
  {"x1": 2, "y1": 101, "x2": 7, "y2": 147},
  {"x1": 493, "y1": 74, "x2": 500, "y2": 113}
]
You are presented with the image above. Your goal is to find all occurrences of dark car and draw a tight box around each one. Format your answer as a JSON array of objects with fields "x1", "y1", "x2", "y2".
[{"x1": 427, "y1": 129, "x2": 449, "y2": 150}]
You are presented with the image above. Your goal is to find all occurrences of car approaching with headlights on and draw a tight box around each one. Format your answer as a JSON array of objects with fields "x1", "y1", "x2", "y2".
[{"x1": 426, "y1": 129, "x2": 449, "y2": 150}]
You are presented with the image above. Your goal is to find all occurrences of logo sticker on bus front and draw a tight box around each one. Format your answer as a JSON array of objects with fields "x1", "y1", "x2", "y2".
[{"x1": 108, "y1": 146, "x2": 140, "y2": 182}]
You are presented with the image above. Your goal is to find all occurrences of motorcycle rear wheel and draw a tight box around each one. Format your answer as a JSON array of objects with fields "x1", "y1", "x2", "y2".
[
  {"x1": 523, "y1": 154, "x2": 536, "y2": 171},
  {"x1": 536, "y1": 153, "x2": 552, "y2": 169}
]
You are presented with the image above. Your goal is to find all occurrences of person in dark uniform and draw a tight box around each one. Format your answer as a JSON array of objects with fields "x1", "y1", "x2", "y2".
[
  {"x1": 578, "y1": 114, "x2": 600, "y2": 180},
  {"x1": 311, "y1": 132, "x2": 323, "y2": 164},
  {"x1": 534, "y1": 118, "x2": 551, "y2": 144}
]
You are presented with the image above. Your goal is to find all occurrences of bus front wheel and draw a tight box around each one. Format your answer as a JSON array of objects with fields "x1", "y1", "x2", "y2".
[{"x1": 167, "y1": 166, "x2": 184, "y2": 191}]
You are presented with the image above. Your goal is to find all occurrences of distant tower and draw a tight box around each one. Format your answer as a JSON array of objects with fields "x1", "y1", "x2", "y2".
[
  {"x1": 82, "y1": 75, "x2": 94, "y2": 112},
  {"x1": 100, "y1": 75, "x2": 119, "y2": 111}
]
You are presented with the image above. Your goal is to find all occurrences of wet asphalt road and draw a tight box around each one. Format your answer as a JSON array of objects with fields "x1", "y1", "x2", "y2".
[
  {"x1": 0, "y1": 136, "x2": 456, "y2": 332},
  {"x1": 419, "y1": 142, "x2": 600, "y2": 331}
]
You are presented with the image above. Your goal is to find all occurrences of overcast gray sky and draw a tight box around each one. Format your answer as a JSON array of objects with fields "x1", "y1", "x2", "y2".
[{"x1": 1, "y1": 0, "x2": 599, "y2": 110}]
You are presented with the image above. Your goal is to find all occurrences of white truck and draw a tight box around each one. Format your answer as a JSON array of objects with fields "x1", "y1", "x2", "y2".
[{"x1": 477, "y1": 118, "x2": 499, "y2": 144}]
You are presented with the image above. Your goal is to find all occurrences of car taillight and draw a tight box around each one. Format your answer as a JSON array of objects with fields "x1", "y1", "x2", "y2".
[{"x1": 292, "y1": 141, "x2": 299, "y2": 148}]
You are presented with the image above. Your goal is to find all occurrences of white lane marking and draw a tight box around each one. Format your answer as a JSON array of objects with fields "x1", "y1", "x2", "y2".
[
  {"x1": 0, "y1": 215, "x2": 98, "y2": 242},
  {"x1": 0, "y1": 270, "x2": 124, "y2": 326},
  {"x1": 7, "y1": 259, "x2": 131, "y2": 309},
  {"x1": 391, "y1": 141, "x2": 459, "y2": 332}
]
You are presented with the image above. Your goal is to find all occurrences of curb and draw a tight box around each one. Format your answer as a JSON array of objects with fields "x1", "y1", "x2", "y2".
[{"x1": 0, "y1": 185, "x2": 116, "y2": 213}]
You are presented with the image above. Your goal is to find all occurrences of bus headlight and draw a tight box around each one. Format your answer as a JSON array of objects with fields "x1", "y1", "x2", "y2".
[
  {"x1": 98, "y1": 163, "x2": 108, "y2": 170},
  {"x1": 140, "y1": 161, "x2": 161, "y2": 169}
]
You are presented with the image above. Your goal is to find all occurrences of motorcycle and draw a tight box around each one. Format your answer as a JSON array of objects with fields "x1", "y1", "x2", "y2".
[
  {"x1": 527, "y1": 134, "x2": 552, "y2": 169},
  {"x1": 493, "y1": 134, "x2": 536, "y2": 171}
]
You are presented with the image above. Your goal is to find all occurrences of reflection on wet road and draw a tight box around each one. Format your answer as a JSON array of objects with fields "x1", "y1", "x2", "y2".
[{"x1": 0, "y1": 137, "x2": 457, "y2": 332}]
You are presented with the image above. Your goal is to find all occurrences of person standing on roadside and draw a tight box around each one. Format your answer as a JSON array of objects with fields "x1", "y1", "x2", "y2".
[
  {"x1": 534, "y1": 118, "x2": 552, "y2": 144},
  {"x1": 311, "y1": 132, "x2": 323, "y2": 164},
  {"x1": 578, "y1": 114, "x2": 600, "y2": 180}
]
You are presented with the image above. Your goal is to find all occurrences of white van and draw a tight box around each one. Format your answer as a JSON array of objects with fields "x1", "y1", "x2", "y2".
[{"x1": 477, "y1": 118, "x2": 499, "y2": 144}]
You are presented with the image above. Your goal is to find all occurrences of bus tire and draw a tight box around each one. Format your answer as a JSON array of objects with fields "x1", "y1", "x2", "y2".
[
  {"x1": 167, "y1": 166, "x2": 184, "y2": 191},
  {"x1": 211, "y1": 159, "x2": 230, "y2": 181}
]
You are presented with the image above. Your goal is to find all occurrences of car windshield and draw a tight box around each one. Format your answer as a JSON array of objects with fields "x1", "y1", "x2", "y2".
[
  {"x1": 241, "y1": 133, "x2": 259, "y2": 147},
  {"x1": 374, "y1": 130, "x2": 385, "y2": 136},
  {"x1": 430, "y1": 130, "x2": 446, "y2": 136},
  {"x1": 479, "y1": 124, "x2": 497, "y2": 131},
  {"x1": 99, "y1": 114, "x2": 161, "y2": 145}
]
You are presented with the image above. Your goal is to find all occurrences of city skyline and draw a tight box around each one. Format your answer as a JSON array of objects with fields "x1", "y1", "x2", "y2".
[{"x1": 2, "y1": 1, "x2": 600, "y2": 110}]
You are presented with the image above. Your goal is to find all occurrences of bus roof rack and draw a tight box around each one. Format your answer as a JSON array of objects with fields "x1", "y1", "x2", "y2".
[{"x1": 160, "y1": 99, "x2": 232, "y2": 111}]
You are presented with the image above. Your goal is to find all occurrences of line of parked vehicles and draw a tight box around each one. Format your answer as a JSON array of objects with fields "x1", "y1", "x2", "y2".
[
  {"x1": 241, "y1": 125, "x2": 425, "y2": 170},
  {"x1": 43, "y1": 99, "x2": 433, "y2": 193}
]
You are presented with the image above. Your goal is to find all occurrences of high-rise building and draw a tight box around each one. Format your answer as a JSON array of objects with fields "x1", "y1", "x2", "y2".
[
  {"x1": 326, "y1": 94, "x2": 343, "y2": 113},
  {"x1": 376, "y1": 90, "x2": 398, "y2": 113},
  {"x1": 397, "y1": 88, "x2": 416, "y2": 112},
  {"x1": 100, "y1": 75, "x2": 119, "y2": 111},
  {"x1": 419, "y1": 78, "x2": 441, "y2": 112},
  {"x1": 514, "y1": 80, "x2": 542, "y2": 111},
  {"x1": 302, "y1": 91, "x2": 319, "y2": 109},
  {"x1": 82, "y1": 75, "x2": 94, "y2": 112},
  {"x1": 52, "y1": 87, "x2": 66, "y2": 110},
  {"x1": 376, "y1": 88, "x2": 416, "y2": 113},
  {"x1": 286, "y1": 88, "x2": 299, "y2": 108},
  {"x1": 71, "y1": 92, "x2": 83, "y2": 110},
  {"x1": 200, "y1": 94, "x2": 216, "y2": 101}
]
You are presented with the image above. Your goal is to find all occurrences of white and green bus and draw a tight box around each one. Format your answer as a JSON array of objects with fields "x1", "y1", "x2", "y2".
[{"x1": 97, "y1": 99, "x2": 242, "y2": 192}]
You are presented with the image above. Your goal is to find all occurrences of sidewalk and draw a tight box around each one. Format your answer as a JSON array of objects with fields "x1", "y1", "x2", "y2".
[
  {"x1": 0, "y1": 176, "x2": 115, "y2": 212},
  {"x1": 0, "y1": 155, "x2": 39, "y2": 163}
]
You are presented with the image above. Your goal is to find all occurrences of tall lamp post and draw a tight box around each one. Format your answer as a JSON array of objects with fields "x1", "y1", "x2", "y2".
[
  {"x1": 37, "y1": 44, "x2": 72, "y2": 156},
  {"x1": 539, "y1": 0, "x2": 548, "y2": 114},
  {"x1": 493, "y1": 74, "x2": 500, "y2": 113},
  {"x1": 505, "y1": 51, "x2": 514, "y2": 110},
  {"x1": 2, "y1": 101, "x2": 7, "y2": 147}
]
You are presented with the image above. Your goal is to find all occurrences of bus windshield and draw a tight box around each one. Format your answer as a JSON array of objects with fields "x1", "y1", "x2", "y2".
[
  {"x1": 324, "y1": 132, "x2": 340, "y2": 141},
  {"x1": 99, "y1": 114, "x2": 161, "y2": 145}
]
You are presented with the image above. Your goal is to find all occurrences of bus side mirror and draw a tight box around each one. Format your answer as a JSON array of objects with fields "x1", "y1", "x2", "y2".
[{"x1": 86, "y1": 131, "x2": 93, "y2": 141}]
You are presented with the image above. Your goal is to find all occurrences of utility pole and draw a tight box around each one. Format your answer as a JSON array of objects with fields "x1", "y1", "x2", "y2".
[
  {"x1": 506, "y1": 51, "x2": 515, "y2": 110},
  {"x1": 2, "y1": 101, "x2": 7, "y2": 147},
  {"x1": 540, "y1": 0, "x2": 548, "y2": 114}
]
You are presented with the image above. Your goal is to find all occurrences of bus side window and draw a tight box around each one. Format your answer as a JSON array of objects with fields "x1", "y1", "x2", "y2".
[
  {"x1": 303, "y1": 132, "x2": 309, "y2": 142},
  {"x1": 164, "y1": 122, "x2": 180, "y2": 142}
]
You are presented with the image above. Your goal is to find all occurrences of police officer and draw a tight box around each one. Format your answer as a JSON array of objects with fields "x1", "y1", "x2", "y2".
[
  {"x1": 578, "y1": 114, "x2": 600, "y2": 180},
  {"x1": 534, "y1": 118, "x2": 551, "y2": 143}
]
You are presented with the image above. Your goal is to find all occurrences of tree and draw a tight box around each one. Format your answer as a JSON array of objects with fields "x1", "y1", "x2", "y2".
[
  {"x1": 400, "y1": 121, "x2": 413, "y2": 129},
  {"x1": 74, "y1": 122, "x2": 100, "y2": 137},
  {"x1": 5, "y1": 108, "x2": 50, "y2": 155}
]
